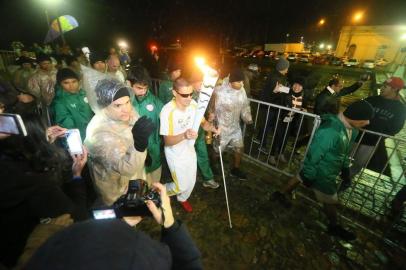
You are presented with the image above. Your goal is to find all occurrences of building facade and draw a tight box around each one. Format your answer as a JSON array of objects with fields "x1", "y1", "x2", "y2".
[{"x1": 336, "y1": 25, "x2": 406, "y2": 65}]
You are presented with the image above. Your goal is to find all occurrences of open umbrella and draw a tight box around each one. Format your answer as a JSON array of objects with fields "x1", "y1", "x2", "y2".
[{"x1": 44, "y1": 15, "x2": 79, "y2": 43}]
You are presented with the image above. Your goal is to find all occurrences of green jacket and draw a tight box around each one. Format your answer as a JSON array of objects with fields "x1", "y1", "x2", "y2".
[
  {"x1": 132, "y1": 90, "x2": 163, "y2": 173},
  {"x1": 302, "y1": 114, "x2": 358, "y2": 195},
  {"x1": 157, "y1": 74, "x2": 174, "y2": 104},
  {"x1": 51, "y1": 86, "x2": 94, "y2": 140}
]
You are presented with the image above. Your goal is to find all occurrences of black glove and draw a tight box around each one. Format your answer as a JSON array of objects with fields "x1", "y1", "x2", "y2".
[{"x1": 132, "y1": 116, "x2": 155, "y2": 152}]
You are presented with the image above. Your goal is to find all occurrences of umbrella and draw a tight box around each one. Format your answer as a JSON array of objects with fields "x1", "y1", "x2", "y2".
[{"x1": 44, "y1": 15, "x2": 79, "y2": 43}]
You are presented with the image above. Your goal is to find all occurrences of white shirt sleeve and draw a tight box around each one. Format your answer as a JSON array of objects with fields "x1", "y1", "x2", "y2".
[{"x1": 160, "y1": 105, "x2": 170, "y2": 136}]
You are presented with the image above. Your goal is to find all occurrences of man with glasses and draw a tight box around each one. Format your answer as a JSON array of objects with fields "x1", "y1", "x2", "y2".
[{"x1": 160, "y1": 78, "x2": 219, "y2": 212}]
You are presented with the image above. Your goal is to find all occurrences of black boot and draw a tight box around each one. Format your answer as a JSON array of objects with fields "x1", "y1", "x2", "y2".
[{"x1": 327, "y1": 224, "x2": 356, "y2": 241}]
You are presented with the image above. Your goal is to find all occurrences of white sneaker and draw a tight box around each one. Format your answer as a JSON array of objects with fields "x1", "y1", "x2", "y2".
[{"x1": 203, "y1": 180, "x2": 220, "y2": 189}]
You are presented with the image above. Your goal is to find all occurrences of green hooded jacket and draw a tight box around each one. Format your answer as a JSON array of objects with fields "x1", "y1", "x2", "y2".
[
  {"x1": 132, "y1": 90, "x2": 163, "y2": 173},
  {"x1": 51, "y1": 86, "x2": 94, "y2": 140},
  {"x1": 157, "y1": 74, "x2": 174, "y2": 104},
  {"x1": 302, "y1": 114, "x2": 358, "y2": 195}
]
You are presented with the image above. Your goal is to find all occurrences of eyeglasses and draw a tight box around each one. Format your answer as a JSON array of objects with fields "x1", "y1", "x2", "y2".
[{"x1": 175, "y1": 90, "x2": 193, "y2": 98}]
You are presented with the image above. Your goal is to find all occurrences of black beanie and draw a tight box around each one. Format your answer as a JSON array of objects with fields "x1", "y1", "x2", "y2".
[
  {"x1": 36, "y1": 53, "x2": 51, "y2": 63},
  {"x1": 56, "y1": 68, "x2": 79, "y2": 84},
  {"x1": 113, "y1": 87, "x2": 130, "y2": 101},
  {"x1": 167, "y1": 61, "x2": 182, "y2": 73},
  {"x1": 229, "y1": 68, "x2": 245, "y2": 83},
  {"x1": 291, "y1": 76, "x2": 305, "y2": 87},
  {"x1": 343, "y1": 100, "x2": 375, "y2": 120},
  {"x1": 95, "y1": 79, "x2": 131, "y2": 108},
  {"x1": 90, "y1": 51, "x2": 106, "y2": 65}
]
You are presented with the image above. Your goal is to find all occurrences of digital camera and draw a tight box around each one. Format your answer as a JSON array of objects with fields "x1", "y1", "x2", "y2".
[{"x1": 92, "y1": 179, "x2": 161, "y2": 219}]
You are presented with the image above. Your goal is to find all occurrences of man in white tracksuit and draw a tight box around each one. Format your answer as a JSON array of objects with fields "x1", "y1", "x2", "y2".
[{"x1": 160, "y1": 77, "x2": 218, "y2": 212}]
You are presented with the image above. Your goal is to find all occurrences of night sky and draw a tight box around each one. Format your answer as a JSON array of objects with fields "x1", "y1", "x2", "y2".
[{"x1": 1, "y1": 0, "x2": 406, "y2": 54}]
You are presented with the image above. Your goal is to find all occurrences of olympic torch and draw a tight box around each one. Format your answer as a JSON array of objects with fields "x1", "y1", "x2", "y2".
[{"x1": 188, "y1": 57, "x2": 218, "y2": 146}]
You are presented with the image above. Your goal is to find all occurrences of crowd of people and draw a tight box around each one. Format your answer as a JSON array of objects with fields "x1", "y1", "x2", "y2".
[{"x1": 0, "y1": 42, "x2": 405, "y2": 269}]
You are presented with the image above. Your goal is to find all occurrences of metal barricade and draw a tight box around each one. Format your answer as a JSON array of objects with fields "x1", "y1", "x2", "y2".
[
  {"x1": 0, "y1": 50, "x2": 17, "y2": 72},
  {"x1": 242, "y1": 97, "x2": 406, "y2": 249},
  {"x1": 242, "y1": 98, "x2": 321, "y2": 177},
  {"x1": 340, "y1": 129, "x2": 406, "y2": 248}
]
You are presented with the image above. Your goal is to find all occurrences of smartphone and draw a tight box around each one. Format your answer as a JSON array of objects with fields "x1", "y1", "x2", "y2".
[
  {"x1": 0, "y1": 113, "x2": 27, "y2": 136},
  {"x1": 278, "y1": 85, "x2": 290, "y2": 93},
  {"x1": 92, "y1": 209, "x2": 117, "y2": 220},
  {"x1": 66, "y1": 129, "x2": 83, "y2": 155}
]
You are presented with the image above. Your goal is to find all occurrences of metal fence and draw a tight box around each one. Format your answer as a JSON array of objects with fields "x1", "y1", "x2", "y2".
[
  {"x1": 0, "y1": 50, "x2": 17, "y2": 72},
  {"x1": 241, "y1": 97, "x2": 406, "y2": 250},
  {"x1": 242, "y1": 98, "x2": 321, "y2": 177},
  {"x1": 340, "y1": 129, "x2": 406, "y2": 248}
]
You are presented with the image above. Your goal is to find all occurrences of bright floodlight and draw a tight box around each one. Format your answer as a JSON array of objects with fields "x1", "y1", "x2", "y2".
[
  {"x1": 353, "y1": 11, "x2": 364, "y2": 23},
  {"x1": 118, "y1": 40, "x2": 128, "y2": 49},
  {"x1": 319, "y1": 43, "x2": 325, "y2": 49},
  {"x1": 327, "y1": 45, "x2": 332, "y2": 50},
  {"x1": 318, "y1": 19, "x2": 325, "y2": 26},
  {"x1": 195, "y1": 57, "x2": 206, "y2": 68},
  {"x1": 401, "y1": 33, "x2": 406, "y2": 40}
]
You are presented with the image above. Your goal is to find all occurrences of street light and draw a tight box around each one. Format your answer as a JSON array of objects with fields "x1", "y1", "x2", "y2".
[
  {"x1": 319, "y1": 43, "x2": 325, "y2": 49},
  {"x1": 318, "y1": 19, "x2": 325, "y2": 26},
  {"x1": 352, "y1": 11, "x2": 364, "y2": 23},
  {"x1": 327, "y1": 44, "x2": 332, "y2": 50}
]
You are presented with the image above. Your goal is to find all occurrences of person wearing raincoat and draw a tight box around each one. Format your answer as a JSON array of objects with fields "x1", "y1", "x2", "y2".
[
  {"x1": 209, "y1": 68, "x2": 253, "y2": 181},
  {"x1": 127, "y1": 66, "x2": 163, "y2": 186},
  {"x1": 82, "y1": 67, "x2": 155, "y2": 206}
]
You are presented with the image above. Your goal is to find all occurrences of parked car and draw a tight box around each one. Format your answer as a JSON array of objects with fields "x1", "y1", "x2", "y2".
[
  {"x1": 343, "y1": 58, "x2": 360, "y2": 67},
  {"x1": 287, "y1": 53, "x2": 297, "y2": 62},
  {"x1": 298, "y1": 54, "x2": 310, "y2": 63},
  {"x1": 312, "y1": 56, "x2": 327, "y2": 65},
  {"x1": 274, "y1": 52, "x2": 285, "y2": 60},
  {"x1": 330, "y1": 57, "x2": 343, "y2": 66},
  {"x1": 264, "y1": 51, "x2": 275, "y2": 58},
  {"x1": 375, "y1": 58, "x2": 389, "y2": 66},
  {"x1": 362, "y1": 59, "x2": 375, "y2": 69}
]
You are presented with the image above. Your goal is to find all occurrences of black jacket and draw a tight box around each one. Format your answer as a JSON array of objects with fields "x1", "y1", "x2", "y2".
[
  {"x1": 25, "y1": 219, "x2": 202, "y2": 270},
  {"x1": 314, "y1": 82, "x2": 362, "y2": 115},
  {"x1": 260, "y1": 70, "x2": 288, "y2": 103},
  {"x1": 358, "y1": 95, "x2": 406, "y2": 145}
]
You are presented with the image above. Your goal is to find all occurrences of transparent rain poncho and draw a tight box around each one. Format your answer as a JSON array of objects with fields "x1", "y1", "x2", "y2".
[
  {"x1": 213, "y1": 82, "x2": 252, "y2": 148},
  {"x1": 82, "y1": 65, "x2": 146, "y2": 205},
  {"x1": 81, "y1": 65, "x2": 134, "y2": 114}
]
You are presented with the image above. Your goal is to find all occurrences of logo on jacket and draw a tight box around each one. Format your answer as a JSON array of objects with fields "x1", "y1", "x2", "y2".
[
  {"x1": 146, "y1": 104, "x2": 154, "y2": 111},
  {"x1": 84, "y1": 97, "x2": 88, "y2": 103}
]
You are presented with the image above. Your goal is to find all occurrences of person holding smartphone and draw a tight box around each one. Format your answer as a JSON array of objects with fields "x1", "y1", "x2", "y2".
[{"x1": 0, "y1": 114, "x2": 88, "y2": 268}]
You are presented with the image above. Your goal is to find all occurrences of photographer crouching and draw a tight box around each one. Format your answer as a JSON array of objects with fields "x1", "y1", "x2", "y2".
[{"x1": 25, "y1": 183, "x2": 203, "y2": 270}]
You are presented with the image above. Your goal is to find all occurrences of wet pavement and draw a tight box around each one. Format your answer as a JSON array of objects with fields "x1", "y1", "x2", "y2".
[{"x1": 138, "y1": 156, "x2": 406, "y2": 269}]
